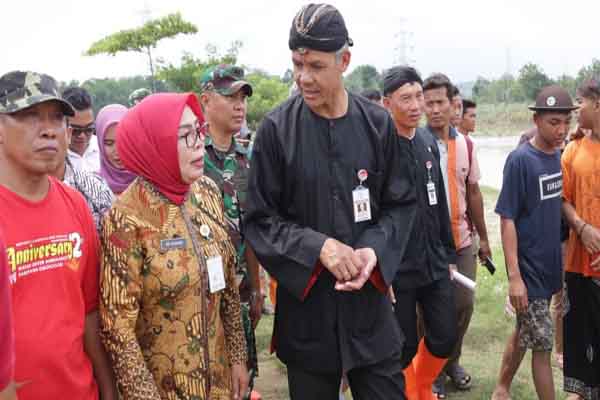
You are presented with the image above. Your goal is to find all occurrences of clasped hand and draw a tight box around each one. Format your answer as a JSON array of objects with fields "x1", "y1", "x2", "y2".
[{"x1": 319, "y1": 238, "x2": 377, "y2": 292}]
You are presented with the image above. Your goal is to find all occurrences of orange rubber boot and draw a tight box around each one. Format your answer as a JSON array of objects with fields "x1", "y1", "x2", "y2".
[
  {"x1": 413, "y1": 339, "x2": 447, "y2": 400},
  {"x1": 403, "y1": 361, "x2": 419, "y2": 400},
  {"x1": 250, "y1": 390, "x2": 262, "y2": 400},
  {"x1": 269, "y1": 277, "x2": 278, "y2": 307}
]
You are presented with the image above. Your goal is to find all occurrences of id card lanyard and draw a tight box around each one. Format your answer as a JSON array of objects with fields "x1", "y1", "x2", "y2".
[
  {"x1": 426, "y1": 161, "x2": 438, "y2": 206},
  {"x1": 180, "y1": 204, "x2": 212, "y2": 397},
  {"x1": 353, "y1": 169, "x2": 372, "y2": 223}
]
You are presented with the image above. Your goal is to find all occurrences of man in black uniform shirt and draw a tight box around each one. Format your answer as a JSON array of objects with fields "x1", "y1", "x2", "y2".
[
  {"x1": 383, "y1": 66, "x2": 458, "y2": 400},
  {"x1": 244, "y1": 4, "x2": 417, "y2": 400}
]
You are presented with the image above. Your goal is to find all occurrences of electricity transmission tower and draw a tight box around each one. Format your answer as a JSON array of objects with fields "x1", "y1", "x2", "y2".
[{"x1": 393, "y1": 18, "x2": 416, "y2": 66}]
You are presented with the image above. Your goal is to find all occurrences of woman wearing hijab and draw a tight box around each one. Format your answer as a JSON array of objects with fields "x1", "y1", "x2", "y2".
[
  {"x1": 99, "y1": 93, "x2": 249, "y2": 400},
  {"x1": 96, "y1": 104, "x2": 136, "y2": 195}
]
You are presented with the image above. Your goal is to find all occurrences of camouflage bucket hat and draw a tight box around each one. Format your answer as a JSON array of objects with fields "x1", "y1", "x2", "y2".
[
  {"x1": 0, "y1": 71, "x2": 75, "y2": 116},
  {"x1": 128, "y1": 88, "x2": 152, "y2": 106},
  {"x1": 200, "y1": 64, "x2": 253, "y2": 97}
]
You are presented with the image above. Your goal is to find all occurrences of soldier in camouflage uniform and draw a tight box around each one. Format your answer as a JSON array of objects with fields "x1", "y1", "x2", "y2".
[
  {"x1": 128, "y1": 88, "x2": 151, "y2": 106},
  {"x1": 199, "y1": 64, "x2": 262, "y2": 397}
]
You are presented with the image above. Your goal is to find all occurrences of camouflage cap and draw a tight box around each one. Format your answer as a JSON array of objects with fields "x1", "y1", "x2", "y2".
[
  {"x1": 128, "y1": 88, "x2": 152, "y2": 106},
  {"x1": 200, "y1": 64, "x2": 253, "y2": 97},
  {"x1": 0, "y1": 71, "x2": 75, "y2": 116}
]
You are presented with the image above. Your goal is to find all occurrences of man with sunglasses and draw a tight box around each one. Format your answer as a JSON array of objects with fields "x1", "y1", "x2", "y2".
[
  {"x1": 62, "y1": 87, "x2": 100, "y2": 173},
  {"x1": 0, "y1": 71, "x2": 116, "y2": 399},
  {"x1": 199, "y1": 64, "x2": 263, "y2": 399}
]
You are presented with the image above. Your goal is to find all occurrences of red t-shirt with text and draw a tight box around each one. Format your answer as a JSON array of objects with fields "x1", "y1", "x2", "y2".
[{"x1": 0, "y1": 177, "x2": 99, "y2": 400}]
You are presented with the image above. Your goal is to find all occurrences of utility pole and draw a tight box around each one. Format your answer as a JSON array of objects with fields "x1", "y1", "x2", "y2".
[
  {"x1": 136, "y1": 1, "x2": 153, "y2": 24},
  {"x1": 136, "y1": 1, "x2": 156, "y2": 92},
  {"x1": 504, "y1": 46, "x2": 512, "y2": 103},
  {"x1": 505, "y1": 47, "x2": 512, "y2": 76}
]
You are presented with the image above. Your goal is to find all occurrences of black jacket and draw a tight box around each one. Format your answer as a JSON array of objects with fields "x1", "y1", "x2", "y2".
[
  {"x1": 393, "y1": 128, "x2": 456, "y2": 291},
  {"x1": 244, "y1": 93, "x2": 416, "y2": 373}
]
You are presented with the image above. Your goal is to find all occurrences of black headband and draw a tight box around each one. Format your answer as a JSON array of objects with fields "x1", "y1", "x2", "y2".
[
  {"x1": 383, "y1": 66, "x2": 423, "y2": 96},
  {"x1": 288, "y1": 3, "x2": 353, "y2": 52}
]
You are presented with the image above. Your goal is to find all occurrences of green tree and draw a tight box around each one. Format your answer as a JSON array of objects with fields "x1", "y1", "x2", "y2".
[
  {"x1": 345, "y1": 65, "x2": 381, "y2": 93},
  {"x1": 556, "y1": 74, "x2": 577, "y2": 97},
  {"x1": 472, "y1": 74, "x2": 524, "y2": 104},
  {"x1": 158, "y1": 44, "x2": 288, "y2": 127},
  {"x1": 157, "y1": 42, "x2": 241, "y2": 94},
  {"x1": 576, "y1": 58, "x2": 600, "y2": 87},
  {"x1": 245, "y1": 70, "x2": 289, "y2": 129},
  {"x1": 85, "y1": 13, "x2": 198, "y2": 92},
  {"x1": 282, "y1": 69, "x2": 294, "y2": 84},
  {"x1": 80, "y1": 76, "x2": 172, "y2": 111},
  {"x1": 518, "y1": 63, "x2": 553, "y2": 101},
  {"x1": 472, "y1": 76, "x2": 491, "y2": 101}
]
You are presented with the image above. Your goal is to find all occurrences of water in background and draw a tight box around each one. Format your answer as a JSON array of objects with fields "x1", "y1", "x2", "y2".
[{"x1": 472, "y1": 136, "x2": 520, "y2": 190}]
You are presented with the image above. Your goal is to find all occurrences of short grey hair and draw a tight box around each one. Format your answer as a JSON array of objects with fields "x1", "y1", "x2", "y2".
[{"x1": 335, "y1": 43, "x2": 350, "y2": 64}]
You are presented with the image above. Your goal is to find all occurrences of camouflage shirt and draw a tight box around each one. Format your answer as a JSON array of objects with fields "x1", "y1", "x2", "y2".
[{"x1": 204, "y1": 135, "x2": 252, "y2": 297}]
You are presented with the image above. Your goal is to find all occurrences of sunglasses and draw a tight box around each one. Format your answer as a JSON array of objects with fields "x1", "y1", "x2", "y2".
[{"x1": 70, "y1": 124, "x2": 95, "y2": 137}]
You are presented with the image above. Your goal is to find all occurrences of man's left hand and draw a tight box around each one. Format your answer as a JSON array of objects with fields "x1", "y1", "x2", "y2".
[
  {"x1": 478, "y1": 239, "x2": 492, "y2": 263},
  {"x1": 449, "y1": 264, "x2": 457, "y2": 280},
  {"x1": 334, "y1": 248, "x2": 377, "y2": 291},
  {"x1": 231, "y1": 363, "x2": 249, "y2": 400}
]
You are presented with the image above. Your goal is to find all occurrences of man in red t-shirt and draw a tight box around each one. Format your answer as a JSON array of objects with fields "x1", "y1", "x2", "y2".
[
  {"x1": 0, "y1": 71, "x2": 116, "y2": 400},
  {"x1": 0, "y1": 232, "x2": 16, "y2": 400}
]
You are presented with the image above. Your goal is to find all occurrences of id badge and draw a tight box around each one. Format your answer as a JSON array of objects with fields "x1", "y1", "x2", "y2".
[
  {"x1": 207, "y1": 255, "x2": 226, "y2": 293},
  {"x1": 353, "y1": 187, "x2": 372, "y2": 223},
  {"x1": 427, "y1": 181, "x2": 438, "y2": 206}
]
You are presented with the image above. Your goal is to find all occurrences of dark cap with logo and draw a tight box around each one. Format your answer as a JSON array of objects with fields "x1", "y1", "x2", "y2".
[
  {"x1": 528, "y1": 85, "x2": 578, "y2": 112},
  {"x1": 200, "y1": 64, "x2": 253, "y2": 97},
  {"x1": 0, "y1": 71, "x2": 75, "y2": 116}
]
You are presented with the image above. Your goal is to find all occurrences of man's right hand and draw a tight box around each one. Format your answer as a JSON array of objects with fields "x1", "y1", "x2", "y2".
[
  {"x1": 508, "y1": 275, "x2": 528, "y2": 314},
  {"x1": 319, "y1": 238, "x2": 361, "y2": 282}
]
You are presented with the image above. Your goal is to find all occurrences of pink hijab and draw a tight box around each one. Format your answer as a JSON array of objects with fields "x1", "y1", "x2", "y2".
[{"x1": 96, "y1": 104, "x2": 136, "y2": 194}]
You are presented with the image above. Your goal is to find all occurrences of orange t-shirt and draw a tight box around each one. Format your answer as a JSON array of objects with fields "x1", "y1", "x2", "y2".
[{"x1": 561, "y1": 137, "x2": 600, "y2": 277}]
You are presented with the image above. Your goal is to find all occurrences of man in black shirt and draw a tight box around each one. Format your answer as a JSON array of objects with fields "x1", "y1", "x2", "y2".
[
  {"x1": 244, "y1": 4, "x2": 416, "y2": 400},
  {"x1": 383, "y1": 66, "x2": 458, "y2": 400}
]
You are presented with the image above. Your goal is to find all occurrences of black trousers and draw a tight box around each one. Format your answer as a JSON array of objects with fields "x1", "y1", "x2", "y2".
[
  {"x1": 564, "y1": 272, "x2": 600, "y2": 397},
  {"x1": 393, "y1": 277, "x2": 457, "y2": 367},
  {"x1": 287, "y1": 354, "x2": 405, "y2": 400}
]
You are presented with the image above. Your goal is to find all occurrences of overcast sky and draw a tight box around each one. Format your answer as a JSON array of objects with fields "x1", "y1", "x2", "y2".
[{"x1": 2, "y1": 0, "x2": 597, "y2": 85}]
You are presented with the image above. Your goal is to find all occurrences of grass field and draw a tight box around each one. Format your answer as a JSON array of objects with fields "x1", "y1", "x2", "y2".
[{"x1": 253, "y1": 186, "x2": 564, "y2": 400}]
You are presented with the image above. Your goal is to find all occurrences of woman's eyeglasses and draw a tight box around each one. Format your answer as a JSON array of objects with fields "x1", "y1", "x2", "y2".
[{"x1": 179, "y1": 121, "x2": 208, "y2": 149}]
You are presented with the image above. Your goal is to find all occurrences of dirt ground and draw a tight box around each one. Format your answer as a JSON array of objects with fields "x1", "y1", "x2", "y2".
[{"x1": 253, "y1": 347, "x2": 289, "y2": 400}]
